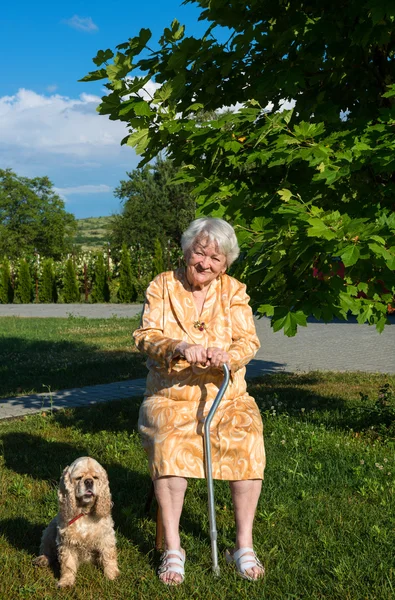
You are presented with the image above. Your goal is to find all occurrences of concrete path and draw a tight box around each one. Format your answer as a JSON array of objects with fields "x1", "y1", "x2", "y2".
[
  {"x1": 0, "y1": 303, "x2": 143, "y2": 319},
  {"x1": 0, "y1": 304, "x2": 393, "y2": 420}
]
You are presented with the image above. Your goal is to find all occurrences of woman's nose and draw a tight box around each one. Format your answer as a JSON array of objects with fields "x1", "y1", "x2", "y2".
[{"x1": 200, "y1": 255, "x2": 210, "y2": 268}]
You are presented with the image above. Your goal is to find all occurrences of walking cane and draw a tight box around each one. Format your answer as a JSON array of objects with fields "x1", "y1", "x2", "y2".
[
  {"x1": 149, "y1": 363, "x2": 231, "y2": 565},
  {"x1": 204, "y1": 363, "x2": 230, "y2": 576}
]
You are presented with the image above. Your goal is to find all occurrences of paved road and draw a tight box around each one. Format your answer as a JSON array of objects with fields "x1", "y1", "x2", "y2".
[
  {"x1": 0, "y1": 303, "x2": 393, "y2": 420},
  {"x1": 0, "y1": 303, "x2": 143, "y2": 319},
  {"x1": 0, "y1": 303, "x2": 393, "y2": 374}
]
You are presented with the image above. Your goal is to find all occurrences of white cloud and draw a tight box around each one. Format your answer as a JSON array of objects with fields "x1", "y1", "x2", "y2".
[
  {"x1": 55, "y1": 184, "x2": 112, "y2": 197},
  {"x1": 63, "y1": 15, "x2": 98, "y2": 33},
  {"x1": 0, "y1": 88, "x2": 137, "y2": 216},
  {"x1": 46, "y1": 84, "x2": 58, "y2": 93},
  {"x1": 0, "y1": 88, "x2": 130, "y2": 161}
]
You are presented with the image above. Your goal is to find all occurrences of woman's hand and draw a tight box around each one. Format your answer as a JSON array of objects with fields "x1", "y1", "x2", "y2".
[
  {"x1": 206, "y1": 347, "x2": 230, "y2": 369},
  {"x1": 175, "y1": 342, "x2": 208, "y2": 365}
]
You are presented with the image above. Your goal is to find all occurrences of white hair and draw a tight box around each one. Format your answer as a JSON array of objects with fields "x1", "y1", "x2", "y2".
[{"x1": 181, "y1": 217, "x2": 240, "y2": 267}]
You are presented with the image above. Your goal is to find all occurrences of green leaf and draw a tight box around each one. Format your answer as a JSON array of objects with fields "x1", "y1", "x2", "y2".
[
  {"x1": 153, "y1": 82, "x2": 173, "y2": 104},
  {"x1": 126, "y1": 129, "x2": 150, "y2": 154},
  {"x1": 382, "y1": 84, "x2": 395, "y2": 98},
  {"x1": 369, "y1": 235, "x2": 385, "y2": 245},
  {"x1": 258, "y1": 304, "x2": 274, "y2": 316},
  {"x1": 307, "y1": 218, "x2": 337, "y2": 240},
  {"x1": 272, "y1": 311, "x2": 306, "y2": 337},
  {"x1": 340, "y1": 245, "x2": 360, "y2": 267},
  {"x1": 92, "y1": 49, "x2": 114, "y2": 67},
  {"x1": 277, "y1": 188, "x2": 293, "y2": 202},
  {"x1": 79, "y1": 68, "x2": 107, "y2": 82},
  {"x1": 134, "y1": 101, "x2": 153, "y2": 117}
]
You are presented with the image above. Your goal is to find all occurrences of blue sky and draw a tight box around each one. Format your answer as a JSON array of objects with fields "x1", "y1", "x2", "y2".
[{"x1": 0, "y1": 1, "x2": 209, "y2": 219}]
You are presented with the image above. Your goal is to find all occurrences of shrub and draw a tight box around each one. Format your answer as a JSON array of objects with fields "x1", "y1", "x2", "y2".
[
  {"x1": 0, "y1": 257, "x2": 14, "y2": 303},
  {"x1": 152, "y1": 238, "x2": 164, "y2": 278},
  {"x1": 40, "y1": 258, "x2": 57, "y2": 303},
  {"x1": 91, "y1": 252, "x2": 110, "y2": 303},
  {"x1": 118, "y1": 244, "x2": 137, "y2": 303},
  {"x1": 62, "y1": 258, "x2": 80, "y2": 303},
  {"x1": 16, "y1": 260, "x2": 33, "y2": 303}
]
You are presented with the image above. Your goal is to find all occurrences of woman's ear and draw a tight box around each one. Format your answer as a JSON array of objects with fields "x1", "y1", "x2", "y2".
[{"x1": 58, "y1": 465, "x2": 77, "y2": 521}]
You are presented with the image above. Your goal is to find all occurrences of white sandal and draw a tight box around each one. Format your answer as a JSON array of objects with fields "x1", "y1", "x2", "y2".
[
  {"x1": 157, "y1": 549, "x2": 185, "y2": 585},
  {"x1": 225, "y1": 547, "x2": 265, "y2": 581}
]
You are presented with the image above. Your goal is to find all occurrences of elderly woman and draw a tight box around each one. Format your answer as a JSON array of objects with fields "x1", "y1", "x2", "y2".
[{"x1": 133, "y1": 217, "x2": 265, "y2": 585}]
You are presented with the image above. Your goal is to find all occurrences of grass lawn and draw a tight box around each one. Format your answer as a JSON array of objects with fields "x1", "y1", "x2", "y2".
[
  {"x1": 0, "y1": 371, "x2": 394, "y2": 599},
  {"x1": 0, "y1": 316, "x2": 145, "y2": 398}
]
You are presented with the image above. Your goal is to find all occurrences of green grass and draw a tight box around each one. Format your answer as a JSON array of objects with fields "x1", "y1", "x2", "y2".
[
  {"x1": 0, "y1": 372, "x2": 394, "y2": 599},
  {"x1": 0, "y1": 316, "x2": 145, "y2": 398},
  {"x1": 73, "y1": 216, "x2": 114, "y2": 251}
]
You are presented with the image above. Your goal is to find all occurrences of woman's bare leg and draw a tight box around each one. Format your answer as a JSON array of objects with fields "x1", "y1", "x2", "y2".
[
  {"x1": 154, "y1": 476, "x2": 188, "y2": 584},
  {"x1": 229, "y1": 479, "x2": 264, "y2": 580}
]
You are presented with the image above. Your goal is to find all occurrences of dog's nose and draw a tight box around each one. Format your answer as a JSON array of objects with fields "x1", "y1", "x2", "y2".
[{"x1": 84, "y1": 478, "x2": 94, "y2": 489}]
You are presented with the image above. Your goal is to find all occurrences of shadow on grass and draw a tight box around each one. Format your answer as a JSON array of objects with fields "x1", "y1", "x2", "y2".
[
  {"x1": 0, "y1": 429, "x2": 162, "y2": 559},
  {"x1": 0, "y1": 336, "x2": 147, "y2": 400},
  {"x1": 249, "y1": 373, "x2": 395, "y2": 435},
  {"x1": 0, "y1": 517, "x2": 48, "y2": 555}
]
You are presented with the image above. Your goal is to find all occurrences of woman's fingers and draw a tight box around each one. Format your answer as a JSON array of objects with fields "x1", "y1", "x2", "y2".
[
  {"x1": 184, "y1": 344, "x2": 207, "y2": 365},
  {"x1": 206, "y1": 347, "x2": 230, "y2": 368}
]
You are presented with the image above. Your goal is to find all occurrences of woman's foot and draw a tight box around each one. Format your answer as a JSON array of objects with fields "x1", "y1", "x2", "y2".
[
  {"x1": 158, "y1": 548, "x2": 185, "y2": 585},
  {"x1": 225, "y1": 547, "x2": 265, "y2": 581}
]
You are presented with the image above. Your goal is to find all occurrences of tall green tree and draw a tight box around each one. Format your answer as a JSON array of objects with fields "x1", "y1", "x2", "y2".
[
  {"x1": 0, "y1": 169, "x2": 76, "y2": 260},
  {"x1": 118, "y1": 244, "x2": 137, "y2": 303},
  {"x1": 40, "y1": 258, "x2": 57, "y2": 303},
  {"x1": 16, "y1": 260, "x2": 33, "y2": 304},
  {"x1": 152, "y1": 238, "x2": 165, "y2": 278},
  {"x1": 91, "y1": 252, "x2": 110, "y2": 303},
  {"x1": 110, "y1": 158, "x2": 195, "y2": 253},
  {"x1": 0, "y1": 257, "x2": 14, "y2": 304},
  {"x1": 63, "y1": 258, "x2": 80, "y2": 303},
  {"x1": 83, "y1": 0, "x2": 395, "y2": 334}
]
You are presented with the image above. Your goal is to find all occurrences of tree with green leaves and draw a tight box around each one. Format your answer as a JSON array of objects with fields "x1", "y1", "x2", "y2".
[
  {"x1": 110, "y1": 158, "x2": 195, "y2": 254},
  {"x1": 63, "y1": 258, "x2": 80, "y2": 303},
  {"x1": 40, "y1": 258, "x2": 57, "y2": 303},
  {"x1": 83, "y1": 0, "x2": 395, "y2": 335},
  {"x1": 118, "y1": 244, "x2": 137, "y2": 303},
  {"x1": 0, "y1": 257, "x2": 14, "y2": 304},
  {"x1": 152, "y1": 238, "x2": 165, "y2": 278},
  {"x1": 91, "y1": 252, "x2": 110, "y2": 303},
  {"x1": 0, "y1": 169, "x2": 76, "y2": 260},
  {"x1": 16, "y1": 260, "x2": 33, "y2": 304}
]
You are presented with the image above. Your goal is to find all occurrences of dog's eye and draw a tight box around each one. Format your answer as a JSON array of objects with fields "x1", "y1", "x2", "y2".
[
  {"x1": 93, "y1": 476, "x2": 99, "y2": 480},
  {"x1": 75, "y1": 477, "x2": 82, "y2": 481}
]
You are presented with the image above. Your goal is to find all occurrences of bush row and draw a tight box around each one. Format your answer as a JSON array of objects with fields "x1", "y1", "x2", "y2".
[{"x1": 0, "y1": 242, "x2": 181, "y2": 304}]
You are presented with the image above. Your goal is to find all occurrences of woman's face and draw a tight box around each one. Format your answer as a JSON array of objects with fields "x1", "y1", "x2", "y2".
[{"x1": 186, "y1": 236, "x2": 227, "y2": 289}]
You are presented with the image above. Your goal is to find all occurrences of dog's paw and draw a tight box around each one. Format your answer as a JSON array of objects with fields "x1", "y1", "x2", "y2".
[
  {"x1": 57, "y1": 577, "x2": 75, "y2": 588},
  {"x1": 104, "y1": 565, "x2": 120, "y2": 580},
  {"x1": 33, "y1": 555, "x2": 50, "y2": 568}
]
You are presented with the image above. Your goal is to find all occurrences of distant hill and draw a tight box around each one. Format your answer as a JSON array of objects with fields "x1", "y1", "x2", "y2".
[{"x1": 73, "y1": 216, "x2": 115, "y2": 251}]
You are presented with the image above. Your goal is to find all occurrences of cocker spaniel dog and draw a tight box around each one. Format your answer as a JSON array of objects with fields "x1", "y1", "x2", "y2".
[{"x1": 34, "y1": 457, "x2": 119, "y2": 588}]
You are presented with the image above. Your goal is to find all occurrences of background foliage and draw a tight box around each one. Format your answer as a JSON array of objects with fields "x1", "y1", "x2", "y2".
[
  {"x1": 0, "y1": 169, "x2": 76, "y2": 260},
  {"x1": 83, "y1": 0, "x2": 395, "y2": 334},
  {"x1": 110, "y1": 157, "x2": 195, "y2": 253}
]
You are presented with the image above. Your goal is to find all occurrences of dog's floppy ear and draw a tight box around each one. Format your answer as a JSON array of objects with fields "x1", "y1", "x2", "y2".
[
  {"x1": 94, "y1": 469, "x2": 112, "y2": 518},
  {"x1": 58, "y1": 465, "x2": 77, "y2": 521}
]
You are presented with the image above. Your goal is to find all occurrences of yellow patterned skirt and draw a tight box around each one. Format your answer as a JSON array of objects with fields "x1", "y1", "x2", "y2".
[{"x1": 138, "y1": 391, "x2": 265, "y2": 481}]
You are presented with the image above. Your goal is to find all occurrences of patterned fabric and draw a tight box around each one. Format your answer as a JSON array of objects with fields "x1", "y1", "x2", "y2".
[{"x1": 133, "y1": 267, "x2": 266, "y2": 481}]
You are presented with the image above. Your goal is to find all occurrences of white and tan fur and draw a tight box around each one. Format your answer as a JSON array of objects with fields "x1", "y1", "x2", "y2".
[{"x1": 34, "y1": 457, "x2": 119, "y2": 588}]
